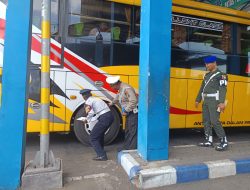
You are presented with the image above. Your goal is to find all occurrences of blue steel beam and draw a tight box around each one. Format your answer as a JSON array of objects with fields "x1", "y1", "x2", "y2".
[
  {"x1": 0, "y1": 1, "x2": 33, "y2": 189},
  {"x1": 138, "y1": 0, "x2": 172, "y2": 161}
]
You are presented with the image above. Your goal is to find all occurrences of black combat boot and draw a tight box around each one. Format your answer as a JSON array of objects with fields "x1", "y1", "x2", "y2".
[
  {"x1": 198, "y1": 135, "x2": 213, "y2": 147},
  {"x1": 215, "y1": 137, "x2": 228, "y2": 151}
]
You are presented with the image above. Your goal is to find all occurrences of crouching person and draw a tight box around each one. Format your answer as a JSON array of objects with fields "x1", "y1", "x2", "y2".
[{"x1": 80, "y1": 89, "x2": 114, "y2": 161}]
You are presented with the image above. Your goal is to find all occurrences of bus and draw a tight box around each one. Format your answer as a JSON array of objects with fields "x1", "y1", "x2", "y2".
[{"x1": 0, "y1": 0, "x2": 250, "y2": 145}]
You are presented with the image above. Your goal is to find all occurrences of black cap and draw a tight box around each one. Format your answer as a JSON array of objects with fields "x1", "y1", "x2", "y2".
[{"x1": 79, "y1": 89, "x2": 91, "y2": 95}]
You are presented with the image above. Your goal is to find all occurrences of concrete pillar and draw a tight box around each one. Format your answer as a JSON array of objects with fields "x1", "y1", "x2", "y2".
[
  {"x1": 138, "y1": 0, "x2": 172, "y2": 161},
  {"x1": 0, "y1": 1, "x2": 33, "y2": 189}
]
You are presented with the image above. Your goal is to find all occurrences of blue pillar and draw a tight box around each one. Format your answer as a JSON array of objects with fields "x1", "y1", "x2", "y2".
[
  {"x1": 138, "y1": 0, "x2": 172, "y2": 161},
  {"x1": 0, "y1": 1, "x2": 33, "y2": 189}
]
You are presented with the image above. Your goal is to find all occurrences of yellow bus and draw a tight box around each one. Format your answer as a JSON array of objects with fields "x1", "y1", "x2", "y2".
[{"x1": 0, "y1": 0, "x2": 250, "y2": 145}]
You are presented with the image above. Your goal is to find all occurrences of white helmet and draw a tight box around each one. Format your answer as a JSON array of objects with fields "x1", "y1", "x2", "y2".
[{"x1": 106, "y1": 76, "x2": 120, "y2": 84}]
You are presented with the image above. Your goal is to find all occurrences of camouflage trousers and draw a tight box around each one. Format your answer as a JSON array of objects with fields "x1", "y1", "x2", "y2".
[{"x1": 202, "y1": 98, "x2": 226, "y2": 138}]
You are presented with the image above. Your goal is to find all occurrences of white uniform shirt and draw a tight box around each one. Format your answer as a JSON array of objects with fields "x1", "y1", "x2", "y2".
[{"x1": 85, "y1": 97, "x2": 110, "y2": 120}]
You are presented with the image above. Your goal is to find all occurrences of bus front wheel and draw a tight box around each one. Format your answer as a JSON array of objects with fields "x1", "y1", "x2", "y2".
[{"x1": 73, "y1": 105, "x2": 121, "y2": 146}]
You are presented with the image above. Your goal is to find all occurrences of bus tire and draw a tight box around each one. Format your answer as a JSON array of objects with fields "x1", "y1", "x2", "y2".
[{"x1": 73, "y1": 105, "x2": 121, "y2": 146}]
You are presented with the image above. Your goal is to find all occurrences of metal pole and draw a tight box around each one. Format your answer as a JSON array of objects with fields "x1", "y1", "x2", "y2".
[
  {"x1": 40, "y1": 0, "x2": 51, "y2": 167},
  {"x1": 21, "y1": 4, "x2": 62, "y2": 187}
]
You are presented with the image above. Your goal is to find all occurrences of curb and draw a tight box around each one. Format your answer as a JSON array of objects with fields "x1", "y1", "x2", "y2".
[
  {"x1": 118, "y1": 150, "x2": 141, "y2": 180},
  {"x1": 117, "y1": 151, "x2": 250, "y2": 189}
]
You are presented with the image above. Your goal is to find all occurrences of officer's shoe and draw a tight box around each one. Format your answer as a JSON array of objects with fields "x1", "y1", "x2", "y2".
[
  {"x1": 215, "y1": 137, "x2": 228, "y2": 151},
  {"x1": 198, "y1": 141, "x2": 214, "y2": 147},
  {"x1": 198, "y1": 135, "x2": 213, "y2": 147},
  {"x1": 92, "y1": 155, "x2": 108, "y2": 161}
]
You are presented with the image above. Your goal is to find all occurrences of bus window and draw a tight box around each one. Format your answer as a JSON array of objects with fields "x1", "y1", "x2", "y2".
[
  {"x1": 51, "y1": 0, "x2": 59, "y2": 39},
  {"x1": 239, "y1": 25, "x2": 250, "y2": 56},
  {"x1": 33, "y1": 0, "x2": 59, "y2": 38},
  {"x1": 135, "y1": 7, "x2": 140, "y2": 39},
  {"x1": 33, "y1": 0, "x2": 42, "y2": 30},
  {"x1": 171, "y1": 15, "x2": 229, "y2": 72},
  {"x1": 31, "y1": 0, "x2": 61, "y2": 66},
  {"x1": 112, "y1": 3, "x2": 131, "y2": 42},
  {"x1": 124, "y1": 6, "x2": 140, "y2": 44},
  {"x1": 238, "y1": 25, "x2": 250, "y2": 77},
  {"x1": 172, "y1": 25, "x2": 188, "y2": 47},
  {"x1": 188, "y1": 27, "x2": 224, "y2": 54},
  {"x1": 171, "y1": 16, "x2": 224, "y2": 71},
  {"x1": 65, "y1": 0, "x2": 111, "y2": 67},
  {"x1": 221, "y1": 23, "x2": 231, "y2": 53},
  {"x1": 128, "y1": 6, "x2": 140, "y2": 44},
  {"x1": 67, "y1": 0, "x2": 111, "y2": 40},
  {"x1": 111, "y1": 3, "x2": 139, "y2": 66},
  {"x1": 171, "y1": 24, "x2": 189, "y2": 69}
]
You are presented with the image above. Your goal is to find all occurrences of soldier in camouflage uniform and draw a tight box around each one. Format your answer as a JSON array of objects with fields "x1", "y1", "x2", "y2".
[
  {"x1": 195, "y1": 55, "x2": 228, "y2": 151},
  {"x1": 106, "y1": 76, "x2": 138, "y2": 151}
]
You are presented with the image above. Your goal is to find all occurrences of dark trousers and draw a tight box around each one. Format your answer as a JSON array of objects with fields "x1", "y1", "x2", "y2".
[
  {"x1": 202, "y1": 99, "x2": 226, "y2": 138},
  {"x1": 123, "y1": 112, "x2": 138, "y2": 150},
  {"x1": 90, "y1": 111, "x2": 114, "y2": 157}
]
